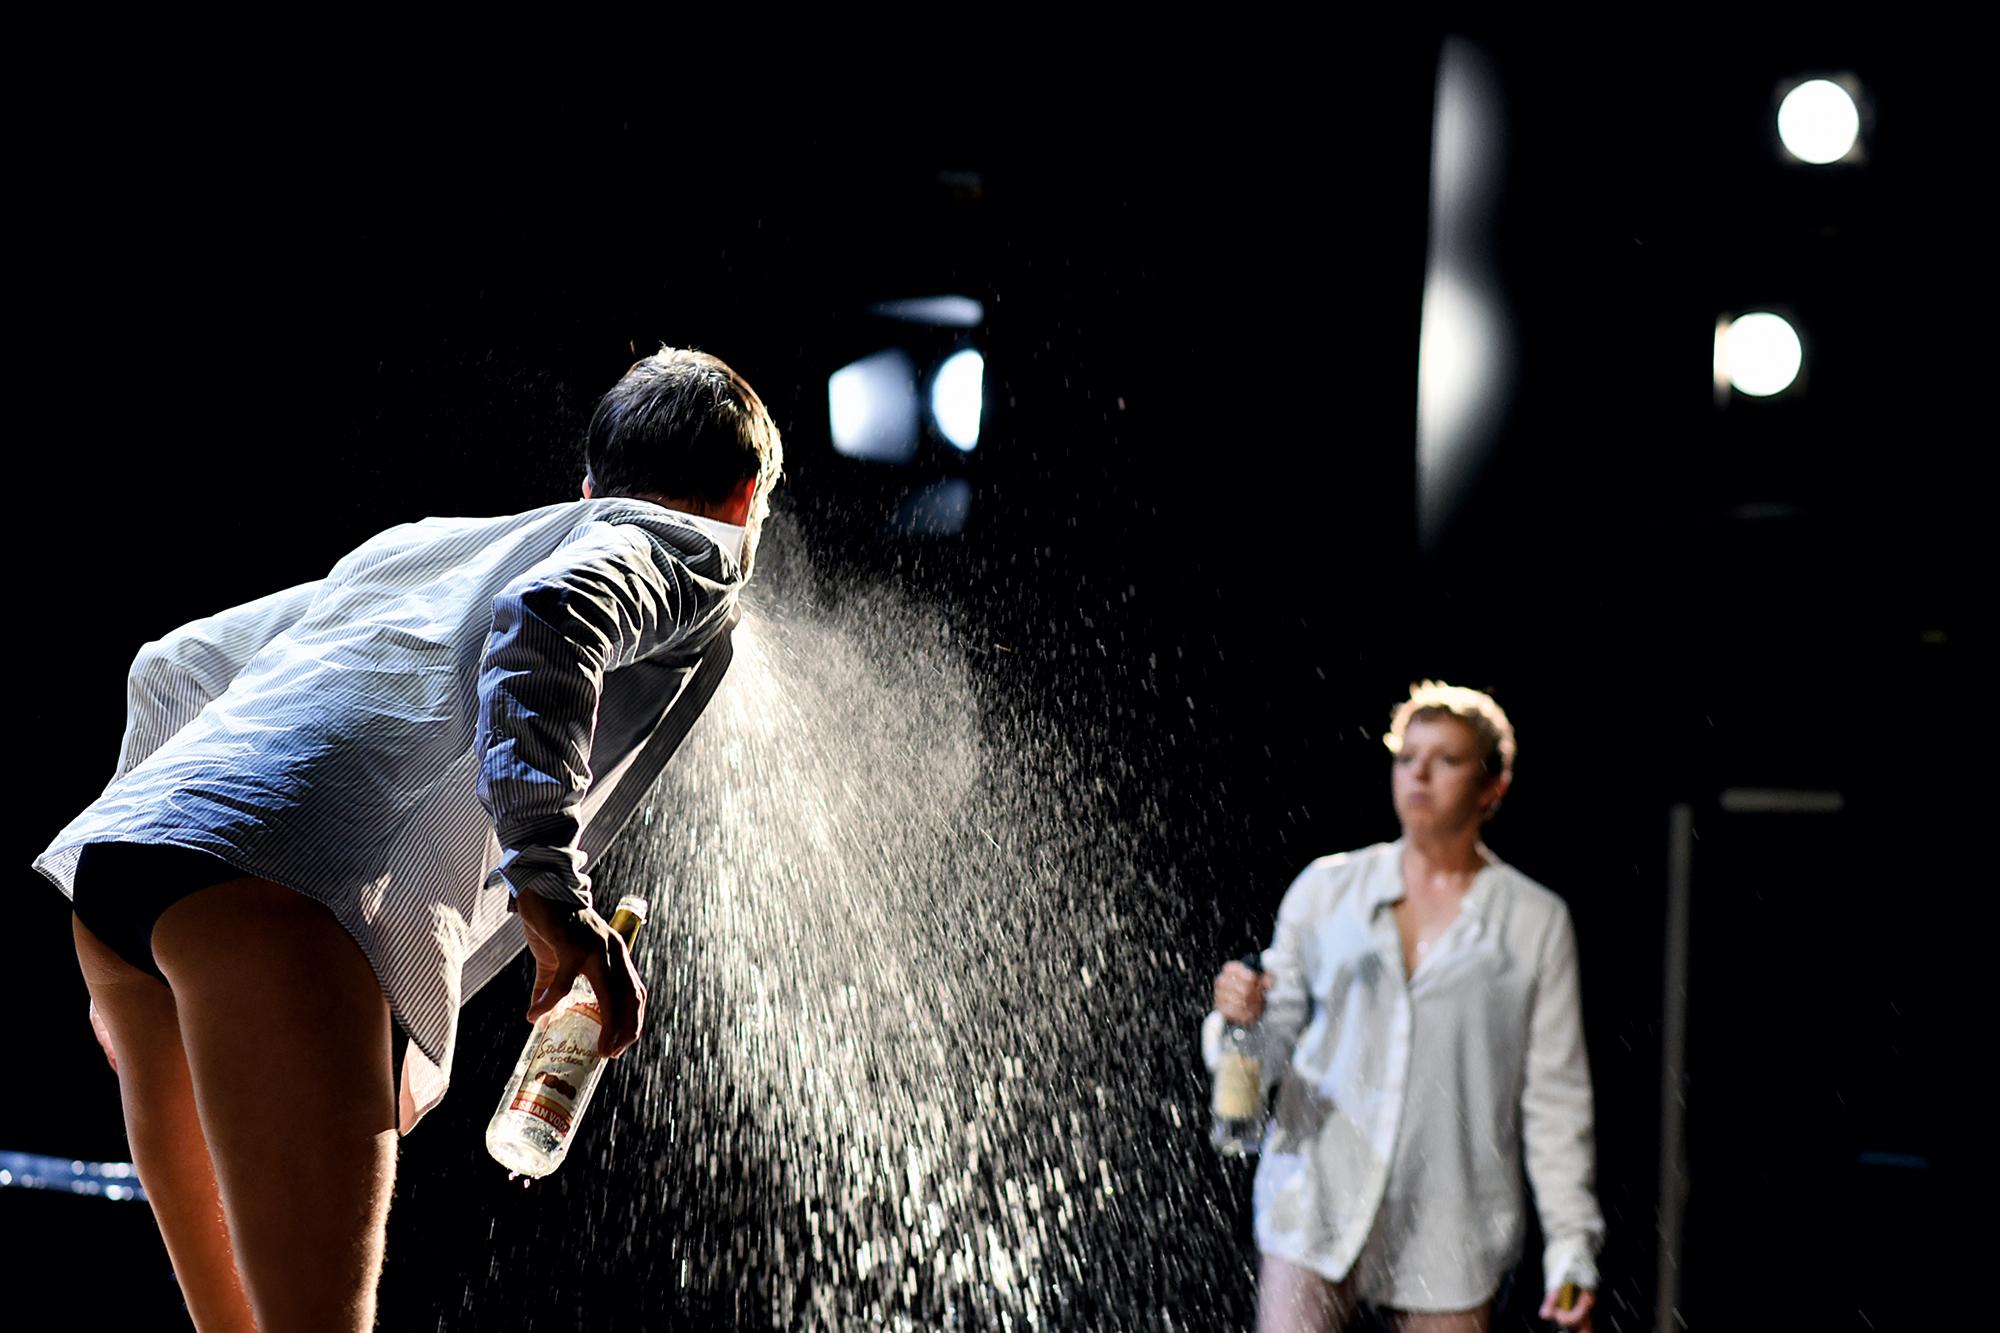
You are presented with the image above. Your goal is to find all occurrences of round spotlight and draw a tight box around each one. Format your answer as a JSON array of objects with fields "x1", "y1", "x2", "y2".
[
  {"x1": 1777, "y1": 79, "x2": 1860, "y2": 164},
  {"x1": 931, "y1": 349, "x2": 984, "y2": 451},
  {"x1": 1716, "y1": 313, "x2": 1803, "y2": 398},
  {"x1": 828, "y1": 348, "x2": 921, "y2": 463}
]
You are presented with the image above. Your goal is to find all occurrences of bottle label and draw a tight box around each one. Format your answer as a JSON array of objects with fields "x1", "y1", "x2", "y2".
[
  {"x1": 1212, "y1": 1052, "x2": 1263, "y2": 1119},
  {"x1": 507, "y1": 1000, "x2": 604, "y2": 1137}
]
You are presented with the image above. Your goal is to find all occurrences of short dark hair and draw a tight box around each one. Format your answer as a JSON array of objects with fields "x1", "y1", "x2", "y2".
[{"x1": 584, "y1": 347, "x2": 783, "y2": 511}]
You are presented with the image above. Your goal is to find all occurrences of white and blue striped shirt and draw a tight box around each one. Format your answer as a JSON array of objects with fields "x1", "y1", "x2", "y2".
[{"x1": 35, "y1": 496, "x2": 744, "y2": 1131}]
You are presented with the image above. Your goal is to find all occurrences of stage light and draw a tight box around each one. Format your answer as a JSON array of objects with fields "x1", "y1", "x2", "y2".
[
  {"x1": 1419, "y1": 269, "x2": 1505, "y2": 447},
  {"x1": 1417, "y1": 37, "x2": 1511, "y2": 553},
  {"x1": 931, "y1": 349, "x2": 984, "y2": 451},
  {"x1": 829, "y1": 348, "x2": 921, "y2": 463},
  {"x1": 869, "y1": 295, "x2": 985, "y2": 329},
  {"x1": 1714, "y1": 312, "x2": 1803, "y2": 398},
  {"x1": 1778, "y1": 79, "x2": 1860, "y2": 164},
  {"x1": 893, "y1": 478, "x2": 973, "y2": 537}
]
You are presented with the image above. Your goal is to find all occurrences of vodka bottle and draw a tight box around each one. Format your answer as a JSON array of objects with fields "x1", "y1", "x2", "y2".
[
  {"x1": 1210, "y1": 953, "x2": 1268, "y2": 1156},
  {"x1": 485, "y1": 895, "x2": 648, "y2": 1177}
]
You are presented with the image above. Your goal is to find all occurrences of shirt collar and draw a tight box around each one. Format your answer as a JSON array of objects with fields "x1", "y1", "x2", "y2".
[
  {"x1": 1362, "y1": 842, "x2": 1408, "y2": 912},
  {"x1": 617, "y1": 499, "x2": 745, "y2": 575},
  {"x1": 1365, "y1": 839, "x2": 1501, "y2": 921},
  {"x1": 672, "y1": 512, "x2": 747, "y2": 565}
]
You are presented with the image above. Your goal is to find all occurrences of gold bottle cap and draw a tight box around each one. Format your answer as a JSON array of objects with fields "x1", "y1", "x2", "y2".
[{"x1": 607, "y1": 896, "x2": 650, "y2": 949}]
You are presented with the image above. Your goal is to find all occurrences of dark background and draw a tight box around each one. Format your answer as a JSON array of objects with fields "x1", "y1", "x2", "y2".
[{"x1": 7, "y1": 30, "x2": 1965, "y2": 1331}]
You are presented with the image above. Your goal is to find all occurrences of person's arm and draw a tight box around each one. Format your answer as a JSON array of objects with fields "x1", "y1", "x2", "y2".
[
  {"x1": 115, "y1": 579, "x2": 326, "y2": 779},
  {"x1": 476, "y1": 521, "x2": 718, "y2": 913},
  {"x1": 477, "y1": 521, "x2": 724, "y2": 1051},
  {"x1": 1521, "y1": 903, "x2": 1606, "y2": 1314},
  {"x1": 1202, "y1": 863, "x2": 1317, "y2": 1086}
]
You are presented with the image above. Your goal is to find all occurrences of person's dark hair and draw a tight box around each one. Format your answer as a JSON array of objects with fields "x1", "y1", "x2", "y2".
[{"x1": 584, "y1": 347, "x2": 783, "y2": 514}]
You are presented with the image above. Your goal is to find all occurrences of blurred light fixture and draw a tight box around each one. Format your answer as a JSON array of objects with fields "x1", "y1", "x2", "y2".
[
  {"x1": 1417, "y1": 37, "x2": 1510, "y2": 554},
  {"x1": 828, "y1": 349, "x2": 921, "y2": 462},
  {"x1": 868, "y1": 295, "x2": 985, "y2": 328},
  {"x1": 893, "y1": 478, "x2": 973, "y2": 537},
  {"x1": 1777, "y1": 79, "x2": 1861, "y2": 164},
  {"x1": 1714, "y1": 312, "x2": 1803, "y2": 398},
  {"x1": 1418, "y1": 270, "x2": 1505, "y2": 454},
  {"x1": 930, "y1": 349, "x2": 984, "y2": 451}
]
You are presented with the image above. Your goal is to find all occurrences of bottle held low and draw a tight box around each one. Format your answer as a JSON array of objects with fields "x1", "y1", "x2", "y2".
[
  {"x1": 485, "y1": 894, "x2": 649, "y2": 1178},
  {"x1": 1211, "y1": 952, "x2": 1268, "y2": 1157}
]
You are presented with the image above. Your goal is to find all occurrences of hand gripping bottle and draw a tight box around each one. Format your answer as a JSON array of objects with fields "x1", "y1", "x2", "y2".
[
  {"x1": 485, "y1": 895, "x2": 647, "y2": 1177},
  {"x1": 1210, "y1": 953, "x2": 1268, "y2": 1156}
]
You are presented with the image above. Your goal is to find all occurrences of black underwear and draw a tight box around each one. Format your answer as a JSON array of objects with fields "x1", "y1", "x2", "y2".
[
  {"x1": 72, "y1": 841, "x2": 409, "y2": 1092},
  {"x1": 73, "y1": 842, "x2": 245, "y2": 983}
]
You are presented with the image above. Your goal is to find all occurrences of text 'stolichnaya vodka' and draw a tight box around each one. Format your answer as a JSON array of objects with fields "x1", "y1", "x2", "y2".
[
  {"x1": 1210, "y1": 953, "x2": 1267, "y2": 1157},
  {"x1": 485, "y1": 895, "x2": 648, "y2": 1178}
]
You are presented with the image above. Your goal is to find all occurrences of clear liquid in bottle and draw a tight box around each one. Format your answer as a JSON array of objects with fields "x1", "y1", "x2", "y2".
[
  {"x1": 1211, "y1": 952, "x2": 1268, "y2": 1156},
  {"x1": 485, "y1": 895, "x2": 647, "y2": 1177}
]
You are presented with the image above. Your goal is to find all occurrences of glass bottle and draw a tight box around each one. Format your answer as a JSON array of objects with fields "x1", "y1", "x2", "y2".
[
  {"x1": 1211, "y1": 952, "x2": 1268, "y2": 1156},
  {"x1": 485, "y1": 894, "x2": 648, "y2": 1177}
]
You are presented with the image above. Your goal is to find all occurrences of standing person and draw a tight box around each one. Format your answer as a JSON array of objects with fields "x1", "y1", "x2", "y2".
[
  {"x1": 1206, "y1": 682, "x2": 1603, "y2": 1333},
  {"x1": 34, "y1": 347, "x2": 783, "y2": 1332}
]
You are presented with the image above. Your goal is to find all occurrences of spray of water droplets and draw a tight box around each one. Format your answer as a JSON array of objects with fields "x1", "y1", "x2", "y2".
[{"x1": 430, "y1": 529, "x2": 1259, "y2": 1330}]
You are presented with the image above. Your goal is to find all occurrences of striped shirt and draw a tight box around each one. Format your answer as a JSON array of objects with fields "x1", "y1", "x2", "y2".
[
  {"x1": 1202, "y1": 842, "x2": 1604, "y2": 1308},
  {"x1": 34, "y1": 497, "x2": 744, "y2": 1131}
]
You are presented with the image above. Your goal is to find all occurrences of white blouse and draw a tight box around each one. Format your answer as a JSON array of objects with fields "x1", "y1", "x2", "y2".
[{"x1": 1203, "y1": 841, "x2": 1604, "y2": 1310}]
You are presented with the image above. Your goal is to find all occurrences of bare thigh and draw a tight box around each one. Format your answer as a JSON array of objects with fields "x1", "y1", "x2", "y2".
[
  {"x1": 152, "y1": 877, "x2": 398, "y2": 1333},
  {"x1": 1259, "y1": 1252, "x2": 1362, "y2": 1333},
  {"x1": 73, "y1": 914, "x2": 258, "y2": 1332}
]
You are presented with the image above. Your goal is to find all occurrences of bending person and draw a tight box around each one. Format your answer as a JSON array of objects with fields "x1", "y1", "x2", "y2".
[
  {"x1": 1206, "y1": 682, "x2": 1604, "y2": 1333},
  {"x1": 34, "y1": 347, "x2": 783, "y2": 1332}
]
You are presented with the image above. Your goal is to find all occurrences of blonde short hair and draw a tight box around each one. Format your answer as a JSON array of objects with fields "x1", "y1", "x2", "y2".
[{"x1": 1383, "y1": 680, "x2": 1515, "y2": 782}]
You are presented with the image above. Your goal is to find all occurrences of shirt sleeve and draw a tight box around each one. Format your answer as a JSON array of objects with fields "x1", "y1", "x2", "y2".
[
  {"x1": 116, "y1": 579, "x2": 327, "y2": 780},
  {"x1": 1521, "y1": 903, "x2": 1607, "y2": 1292},
  {"x1": 1201, "y1": 862, "x2": 1318, "y2": 1091},
  {"x1": 476, "y1": 521, "x2": 720, "y2": 912}
]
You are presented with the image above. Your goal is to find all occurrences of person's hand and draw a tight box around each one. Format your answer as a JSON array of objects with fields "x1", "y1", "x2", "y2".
[
  {"x1": 512, "y1": 891, "x2": 647, "y2": 1057},
  {"x1": 1539, "y1": 1283, "x2": 1595, "y2": 1331},
  {"x1": 1213, "y1": 961, "x2": 1274, "y2": 1025},
  {"x1": 87, "y1": 999, "x2": 118, "y2": 1073}
]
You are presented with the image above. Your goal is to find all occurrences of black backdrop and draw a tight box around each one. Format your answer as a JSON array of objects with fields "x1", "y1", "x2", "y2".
[{"x1": 8, "y1": 31, "x2": 1965, "y2": 1332}]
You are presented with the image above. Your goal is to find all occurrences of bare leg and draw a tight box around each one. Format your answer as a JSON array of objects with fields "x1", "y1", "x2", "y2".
[
  {"x1": 1393, "y1": 1303, "x2": 1494, "y2": 1333},
  {"x1": 1258, "y1": 1252, "x2": 1361, "y2": 1333},
  {"x1": 153, "y1": 878, "x2": 398, "y2": 1333},
  {"x1": 73, "y1": 916, "x2": 259, "y2": 1332}
]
